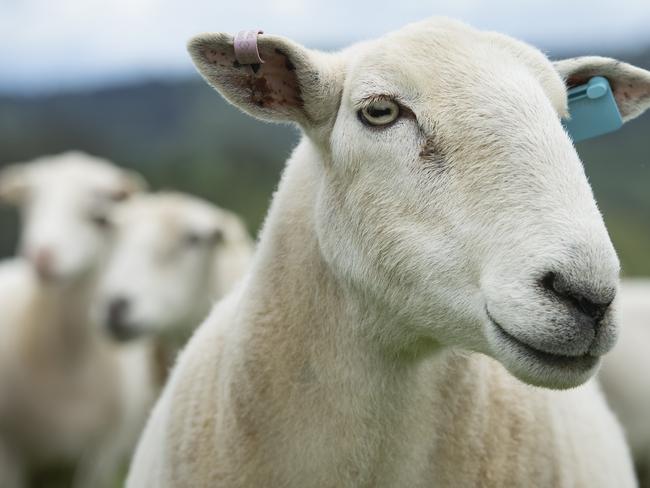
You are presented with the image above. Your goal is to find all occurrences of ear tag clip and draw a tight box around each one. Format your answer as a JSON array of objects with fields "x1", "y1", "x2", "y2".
[
  {"x1": 234, "y1": 30, "x2": 264, "y2": 65},
  {"x1": 562, "y1": 76, "x2": 622, "y2": 143}
]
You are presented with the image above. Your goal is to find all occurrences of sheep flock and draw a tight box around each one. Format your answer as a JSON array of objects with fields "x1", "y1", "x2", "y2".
[{"x1": 0, "y1": 17, "x2": 649, "y2": 488}]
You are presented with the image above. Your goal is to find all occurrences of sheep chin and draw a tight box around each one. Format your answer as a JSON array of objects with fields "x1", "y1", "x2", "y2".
[{"x1": 484, "y1": 315, "x2": 601, "y2": 390}]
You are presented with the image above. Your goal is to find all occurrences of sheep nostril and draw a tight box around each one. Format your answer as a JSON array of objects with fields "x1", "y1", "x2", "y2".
[
  {"x1": 540, "y1": 271, "x2": 613, "y2": 327},
  {"x1": 541, "y1": 271, "x2": 559, "y2": 294},
  {"x1": 575, "y1": 295, "x2": 610, "y2": 322},
  {"x1": 106, "y1": 297, "x2": 133, "y2": 341}
]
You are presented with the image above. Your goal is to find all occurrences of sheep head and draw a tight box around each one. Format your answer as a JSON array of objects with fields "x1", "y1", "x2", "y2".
[
  {"x1": 0, "y1": 151, "x2": 145, "y2": 284},
  {"x1": 94, "y1": 193, "x2": 238, "y2": 342},
  {"x1": 189, "y1": 18, "x2": 650, "y2": 389}
]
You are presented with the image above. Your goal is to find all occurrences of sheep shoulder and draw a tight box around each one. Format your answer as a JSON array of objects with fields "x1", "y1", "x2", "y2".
[{"x1": 127, "y1": 291, "x2": 236, "y2": 487}]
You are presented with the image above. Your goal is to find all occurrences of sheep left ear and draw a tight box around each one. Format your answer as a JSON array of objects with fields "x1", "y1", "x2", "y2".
[
  {"x1": 0, "y1": 165, "x2": 28, "y2": 205},
  {"x1": 187, "y1": 32, "x2": 343, "y2": 129},
  {"x1": 554, "y1": 56, "x2": 650, "y2": 123},
  {"x1": 111, "y1": 170, "x2": 147, "y2": 202}
]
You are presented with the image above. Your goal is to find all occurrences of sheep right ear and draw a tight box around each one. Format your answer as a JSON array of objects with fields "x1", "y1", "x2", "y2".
[
  {"x1": 0, "y1": 165, "x2": 28, "y2": 205},
  {"x1": 554, "y1": 56, "x2": 650, "y2": 123},
  {"x1": 187, "y1": 32, "x2": 343, "y2": 128}
]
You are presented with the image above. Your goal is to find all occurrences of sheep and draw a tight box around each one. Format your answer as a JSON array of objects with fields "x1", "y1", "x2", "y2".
[
  {"x1": 93, "y1": 191, "x2": 254, "y2": 378},
  {"x1": 600, "y1": 279, "x2": 650, "y2": 487},
  {"x1": 0, "y1": 151, "x2": 157, "y2": 488},
  {"x1": 127, "y1": 18, "x2": 650, "y2": 487}
]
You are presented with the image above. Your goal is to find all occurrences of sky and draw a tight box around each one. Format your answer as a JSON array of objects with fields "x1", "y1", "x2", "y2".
[{"x1": 1, "y1": 0, "x2": 650, "y2": 93}]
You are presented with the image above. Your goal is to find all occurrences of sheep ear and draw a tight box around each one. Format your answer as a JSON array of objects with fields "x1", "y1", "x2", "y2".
[
  {"x1": 554, "y1": 56, "x2": 650, "y2": 123},
  {"x1": 111, "y1": 170, "x2": 147, "y2": 202},
  {"x1": 0, "y1": 165, "x2": 28, "y2": 205},
  {"x1": 187, "y1": 32, "x2": 342, "y2": 128}
]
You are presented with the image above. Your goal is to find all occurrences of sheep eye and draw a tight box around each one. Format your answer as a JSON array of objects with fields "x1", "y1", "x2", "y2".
[
  {"x1": 209, "y1": 229, "x2": 224, "y2": 245},
  {"x1": 184, "y1": 229, "x2": 223, "y2": 248},
  {"x1": 89, "y1": 213, "x2": 112, "y2": 230},
  {"x1": 358, "y1": 99, "x2": 400, "y2": 127},
  {"x1": 184, "y1": 232, "x2": 203, "y2": 247}
]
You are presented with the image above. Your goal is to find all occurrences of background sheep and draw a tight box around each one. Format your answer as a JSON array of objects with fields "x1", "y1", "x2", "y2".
[
  {"x1": 601, "y1": 279, "x2": 650, "y2": 487},
  {"x1": 127, "y1": 18, "x2": 650, "y2": 487},
  {"x1": 0, "y1": 151, "x2": 157, "y2": 488},
  {"x1": 94, "y1": 191, "x2": 253, "y2": 377}
]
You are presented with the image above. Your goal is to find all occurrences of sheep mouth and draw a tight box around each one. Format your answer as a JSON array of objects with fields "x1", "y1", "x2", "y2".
[{"x1": 485, "y1": 309, "x2": 599, "y2": 370}]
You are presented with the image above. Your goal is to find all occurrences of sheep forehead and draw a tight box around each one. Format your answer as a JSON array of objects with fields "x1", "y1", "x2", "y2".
[
  {"x1": 26, "y1": 153, "x2": 125, "y2": 196},
  {"x1": 116, "y1": 193, "x2": 219, "y2": 243},
  {"x1": 346, "y1": 18, "x2": 567, "y2": 119}
]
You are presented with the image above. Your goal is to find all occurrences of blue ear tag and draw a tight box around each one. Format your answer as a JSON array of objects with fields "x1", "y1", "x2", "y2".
[{"x1": 562, "y1": 76, "x2": 623, "y2": 143}]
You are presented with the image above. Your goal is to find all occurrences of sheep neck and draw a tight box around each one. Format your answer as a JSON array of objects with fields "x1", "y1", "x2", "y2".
[
  {"x1": 20, "y1": 271, "x2": 100, "y2": 368},
  {"x1": 226, "y1": 139, "x2": 500, "y2": 482}
]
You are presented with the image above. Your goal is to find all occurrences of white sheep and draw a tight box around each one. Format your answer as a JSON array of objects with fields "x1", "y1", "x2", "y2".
[
  {"x1": 93, "y1": 191, "x2": 253, "y2": 376},
  {"x1": 127, "y1": 18, "x2": 650, "y2": 487},
  {"x1": 600, "y1": 279, "x2": 650, "y2": 487},
  {"x1": 0, "y1": 151, "x2": 157, "y2": 488}
]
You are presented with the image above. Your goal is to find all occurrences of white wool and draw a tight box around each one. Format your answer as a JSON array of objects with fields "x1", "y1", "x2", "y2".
[
  {"x1": 600, "y1": 279, "x2": 650, "y2": 487},
  {"x1": 128, "y1": 18, "x2": 650, "y2": 487},
  {"x1": 0, "y1": 152, "x2": 156, "y2": 487}
]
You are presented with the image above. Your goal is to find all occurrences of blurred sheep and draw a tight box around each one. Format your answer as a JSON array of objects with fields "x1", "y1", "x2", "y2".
[
  {"x1": 127, "y1": 18, "x2": 647, "y2": 487},
  {"x1": 0, "y1": 151, "x2": 157, "y2": 488},
  {"x1": 94, "y1": 192, "x2": 254, "y2": 378},
  {"x1": 600, "y1": 279, "x2": 650, "y2": 487}
]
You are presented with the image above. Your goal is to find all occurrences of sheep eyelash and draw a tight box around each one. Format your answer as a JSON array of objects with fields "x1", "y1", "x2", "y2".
[
  {"x1": 352, "y1": 93, "x2": 399, "y2": 110},
  {"x1": 353, "y1": 93, "x2": 414, "y2": 115}
]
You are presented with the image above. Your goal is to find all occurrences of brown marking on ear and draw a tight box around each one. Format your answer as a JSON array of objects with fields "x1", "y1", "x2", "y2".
[
  {"x1": 252, "y1": 46, "x2": 303, "y2": 109},
  {"x1": 566, "y1": 75, "x2": 590, "y2": 90},
  {"x1": 201, "y1": 44, "x2": 303, "y2": 111},
  {"x1": 249, "y1": 76, "x2": 274, "y2": 107},
  {"x1": 205, "y1": 48, "x2": 234, "y2": 69},
  {"x1": 276, "y1": 48, "x2": 296, "y2": 71}
]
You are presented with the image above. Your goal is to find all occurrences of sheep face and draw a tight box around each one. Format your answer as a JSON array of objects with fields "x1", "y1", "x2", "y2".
[
  {"x1": 189, "y1": 18, "x2": 650, "y2": 389},
  {"x1": 95, "y1": 194, "x2": 224, "y2": 342},
  {"x1": 0, "y1": 151, "x2": 144, "y2": 284}
]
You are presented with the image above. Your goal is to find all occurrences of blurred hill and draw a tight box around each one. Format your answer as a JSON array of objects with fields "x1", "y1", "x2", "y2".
[
  {"x1": 0, "y1": 79, "x2": 299, "y2": 254},
  {"x1": 0, "y1": 52, "x2": 648, "y2": 274}
]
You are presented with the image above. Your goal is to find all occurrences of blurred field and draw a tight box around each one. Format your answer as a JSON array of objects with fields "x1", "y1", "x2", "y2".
[{"x1": 0, "y1": 48, "x2": 648, "y2": 275}]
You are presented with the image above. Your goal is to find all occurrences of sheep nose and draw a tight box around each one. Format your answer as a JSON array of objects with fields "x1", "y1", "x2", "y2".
[
  {"x1": 541, "y1": 272, "x2": 614, "y2": 328},
  {"x1": 106, "y1": 297, "x2": 133, "y2": 341},
  {"x1": 28, "y1": 247, "x2": 56, "y2": 281}
]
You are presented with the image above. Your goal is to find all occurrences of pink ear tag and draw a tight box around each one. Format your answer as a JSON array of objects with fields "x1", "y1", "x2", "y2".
[{"x1": 234, "y1": 30, "x2": 264, "y2": 65}]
